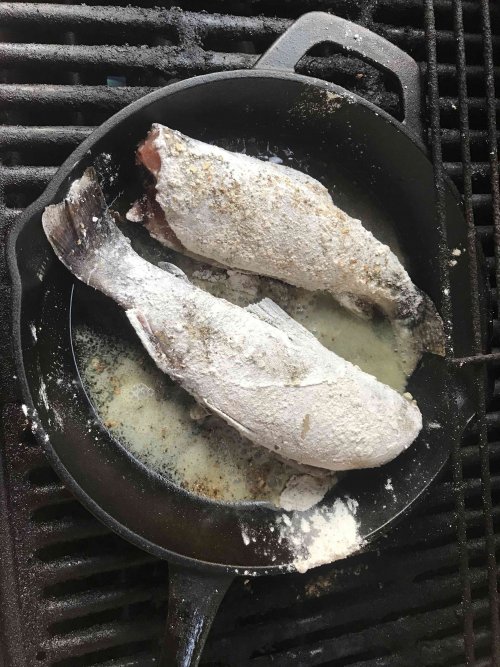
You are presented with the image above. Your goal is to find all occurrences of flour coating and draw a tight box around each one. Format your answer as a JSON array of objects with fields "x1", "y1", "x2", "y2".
[{"x1": 42, "y1": 169, "x2": 422, "y2": 472}]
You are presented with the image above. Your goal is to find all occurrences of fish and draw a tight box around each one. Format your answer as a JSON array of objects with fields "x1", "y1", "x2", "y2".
[
  {"x1": 42, "y1": 168, "x2": 422, "y2": 472},
  {"x1": 129, "y1": 123, "x2": 445, "y2": 357}
]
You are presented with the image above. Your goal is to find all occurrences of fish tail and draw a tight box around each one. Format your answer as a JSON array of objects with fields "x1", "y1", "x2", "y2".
[
  {"x1": 413, "y1": 292, "x2": 446, "y2": 356},
  {"x1": 394, "y1": 291, "x2": 446, "y2": 357},
  {"x1": 42, "y1": 167, "x2": 127, "y2": 288}
]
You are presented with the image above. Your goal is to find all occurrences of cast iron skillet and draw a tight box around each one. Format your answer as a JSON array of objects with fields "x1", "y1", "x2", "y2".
[{"x1": 9, "y1": 12, "x2": 481, "y2": 666}]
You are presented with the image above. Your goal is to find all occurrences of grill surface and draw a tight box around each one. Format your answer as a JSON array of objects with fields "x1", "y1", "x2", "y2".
[{"x1": 0, "y1": 1, "x2": 499, "y2": 665}]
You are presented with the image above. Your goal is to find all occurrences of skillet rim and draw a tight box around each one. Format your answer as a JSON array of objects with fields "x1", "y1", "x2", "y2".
[{"x1": 8, "y1": 68, "x2": 470, "y2": 575}]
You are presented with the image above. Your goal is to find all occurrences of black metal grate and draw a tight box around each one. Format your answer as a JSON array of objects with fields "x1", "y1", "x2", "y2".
[{"x1": 0, "y1": 1, "x2": 499, "y2": 665}]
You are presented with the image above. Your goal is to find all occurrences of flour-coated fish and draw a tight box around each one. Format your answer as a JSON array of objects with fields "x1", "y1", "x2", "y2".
[
  {"x1": 129, "y1": 124, "x2": 444, "y2": 357},
  {"x1": 43, "y1": 168, "x2": 422, "y2": 471}
]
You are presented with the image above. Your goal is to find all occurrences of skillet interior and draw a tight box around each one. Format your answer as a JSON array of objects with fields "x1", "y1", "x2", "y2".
[{"x1": 11, "y1": 72, "x2": 477, "y2": 572}]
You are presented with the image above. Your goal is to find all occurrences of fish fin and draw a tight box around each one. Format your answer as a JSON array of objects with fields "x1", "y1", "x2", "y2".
[
  {"x1": 271, "y1": 452, "x2": 336, "y2": 479},
  {"x1": 336, "y1": 292, "x2": 373, "y2": 319},
  {"x1": 125, "y1": 199, "x2": 146, "y2": 224},
  {"x1": 413, "y1": 292, "x2": 446, "y2": 356},
  {"x1": 189, "y1": 403, "x2": 210, "y2": 422},
  {"x1": 158, "y1": 261, "x2": 189, "y2": 282},
  {"x1": 126, "y1": 187, "x2": 188, "y2": 255},
  {"x1": 395, "y1": 291, "x2": 445, "y2": 357},
  {"x1": 42, "y1": 167, "x2": 126, "y2": 281},
  {"x1": 137, "y1": 126, "x2": 161, "y2": 175},
  {"x1": 201, "y1": 399, "x2": 255, "y2": 440},
  {"x1": 126, "y1": 307, "x2": 184, "y2": 383},
  {"x1": 246, "y1": 298, "x2": 322, "y2": 348}
]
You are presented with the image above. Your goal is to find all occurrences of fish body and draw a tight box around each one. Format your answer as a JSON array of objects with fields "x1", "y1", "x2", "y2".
[
  {"x1": 42, "y1": 169, "x2": 422, "y2": 471},
  {"x1": 131, "y1": 124, "x2": 444, "y2": 356}
]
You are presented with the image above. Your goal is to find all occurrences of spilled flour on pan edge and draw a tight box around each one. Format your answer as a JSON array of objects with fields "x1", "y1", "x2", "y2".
[
  {"x1": 279, "y1": 474, "x2": 334, "y2": 512},
  {"x1": 241, "y1": 497, "x2": 364, "y2": 573},
  {"x1": 282, "y1": 498, "x2": 364, "y2": 573}
]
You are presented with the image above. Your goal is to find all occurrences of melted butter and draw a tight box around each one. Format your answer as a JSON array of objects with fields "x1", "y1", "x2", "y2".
[{"x1": 75, "y1": 326, "x2": 306, "y2": 505}]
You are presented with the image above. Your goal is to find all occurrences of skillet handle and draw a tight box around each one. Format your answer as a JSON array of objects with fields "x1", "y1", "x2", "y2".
[
  {"x1": 159, "y1": 564, "x2": 233, "y2": 667},
  {"x1": 255, "y1": 11, "x2": 422, "y2": 139}
]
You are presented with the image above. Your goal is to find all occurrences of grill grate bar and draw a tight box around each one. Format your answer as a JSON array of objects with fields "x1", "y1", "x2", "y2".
[
  {"x1": 0, "y1": 126, "x2": 93, "y2": 149},
  {"x1": 442, "y1": 161, "x2": 492, "y2": 177},
  {"x1": 471, "y1": 194, "x2": 494, "y2": 208},
  {"x1": 41, "y1": 597, "x2": 484, "y2": 666},
  {"x1": 450, "y1": 6, "x2": 486, "y2": 660},
  {"x1": 44, "y1": 583, "x2": 167, "y2": 622},
  {"x1": 241, "y1": 600, "x2": 491, "y2": 667},
  {"x1": 417, "y1": 628, "x2": 493, "y2": 667},
  {"x1": 424, "y1": 2, "x2": 475, "y2": 665},
  {"x1": 30, "y1": 517, "x2": 110, "y2": 550},
  {"x1": 431, "y1": 63, "x2": 500, "y2": 77},
  {"x1": 0, "y1": 3, "x2": 496, "y2": 48},
  {"x1": 41, "y1": 619, "x2": 163, "y2": 663},
  {"x1": 381, "y1": 0, "x2": 490, "y2": 5},
  {"x1": 441, "y1": 98, "x2": 500, "y2": 111},
  {"x1": 27, "y1": 484, "x2": 73, "y2": 512},
  {"x1": 43, "y1": 565, "x2": 489, "y2": 645},
  {"x1": 479, "y1": 1, "x2": 500, "y2": 662},
  {"x1": 0, "y1": 208, "x2": 22, "y2": 226},
  {"x1": 2, "y1": 41, "x2": 499, "y2": 85},
  {"x1": 452, "y1": 352, "x2": 500, "y2": 365},
  {"x1": 0, "y1": 42, "x2": 399, "y2": 106},
  {"x1": 1, "y1": 165, "x2": 58, "y2": 188},
  {"x1": 422, "y1": 8, "x2": 454, "y2": 353},
  {"x1": 29, "y1": 517, "x2": 457, "y2": 590},
  {"x1": 3, "y1": 435, "x2": 47, "y2": 471},
  {"x1": 222, "y1": 536, "x2": 488, "y2": 621},
  {"x1": 0, "y1": 84, "x2": 155, "y2": 111},
  {"x1": 441, "y1": 128, "x2": 500, "y2": 142},
  {"x1": 0, "y1": 3, "x2": 287, "y2": 41},
  {"x1": 0, "y1": 435, "x2": 28, "y2": 667},
  {"x1": 85, "y1": 654, "x2": 155, "y2": 667},
  {"x1": 0, "y1": 43, "x2": 262, "y2": 73},
  {"x1": 377, "y1": 24, "x2": 500, "y2": 48},
  {"x1": 36, "y1": 550, "x2": 156, "y2": 586}
]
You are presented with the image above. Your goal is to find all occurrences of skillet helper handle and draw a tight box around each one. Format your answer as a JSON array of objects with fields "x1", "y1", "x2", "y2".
[
  {"x1": 255, "y1": 11, "x2": 423, "y2": 139},
  {"x1": 160, "y1": 564, "x2": 233, "y2": 667}
]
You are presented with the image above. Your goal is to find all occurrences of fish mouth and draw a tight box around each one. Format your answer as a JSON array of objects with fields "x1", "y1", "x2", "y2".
[
  {"x1": 128, "y1": 126, "x2": 188, "y2": 253},
  {"x1": 136, "y1": 126, "x2": 161, "y2": 175},
  {"x1": 126, "y1": 185, "x2": 188, "y2": 256}
]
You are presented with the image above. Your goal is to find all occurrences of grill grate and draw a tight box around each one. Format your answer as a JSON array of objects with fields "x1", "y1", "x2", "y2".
[{"x1": 1, "y1": 1, "x2": 499, "y2": 665}]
